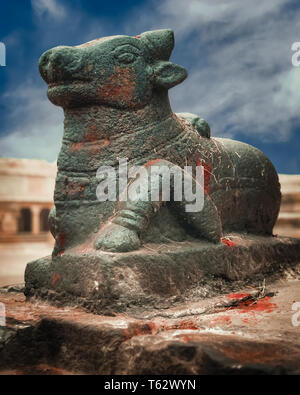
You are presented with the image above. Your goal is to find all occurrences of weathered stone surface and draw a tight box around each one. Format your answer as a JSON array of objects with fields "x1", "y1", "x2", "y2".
[
  {"x1": 25, "y1": 234, "x2": 300, "y2": 314},
  {"x1": 1, "y1": 274, "x2": 300, "y2": 374},
  {"x1": 25, "y1": 29, "x2": 300, "y2": 312}
]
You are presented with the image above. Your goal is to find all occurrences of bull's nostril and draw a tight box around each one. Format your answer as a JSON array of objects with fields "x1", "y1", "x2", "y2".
[{"x1": 39, "y1": 49, "x2": 54, "y2": 81}]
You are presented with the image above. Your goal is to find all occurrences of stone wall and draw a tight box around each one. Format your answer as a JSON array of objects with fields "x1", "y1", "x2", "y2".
[
  {"x1": 274, "y1": 174, "x2": 300, "y2": 238},
  {"x1": 0, "y1": 158, "x2": 56, "y2": 242}
]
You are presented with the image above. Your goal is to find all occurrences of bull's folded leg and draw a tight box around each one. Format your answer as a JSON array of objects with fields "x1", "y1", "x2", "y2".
[
  {"x1": 174, "y1": 195, "x2": 222, "y2": 243},
  {"x1": 95, "y1": 200, "x2": 161, "y2": 252},
  {"x1": 95, "y1": 159, "x2": 222, "y2": 252}
]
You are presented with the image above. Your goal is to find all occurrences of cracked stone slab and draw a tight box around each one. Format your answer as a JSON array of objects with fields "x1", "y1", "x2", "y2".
[{"x1": 0, "y1": 276, "x2": 300, "y2": 374}]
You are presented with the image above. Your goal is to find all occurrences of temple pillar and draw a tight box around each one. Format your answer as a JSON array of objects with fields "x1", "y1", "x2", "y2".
[{"x1": 31, "y1": 206, "x2": 40, "y2": 235}]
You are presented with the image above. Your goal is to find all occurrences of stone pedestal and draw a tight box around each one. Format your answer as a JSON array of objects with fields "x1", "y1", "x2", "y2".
[{"x1": 24, "y1": 234, "x2": 300, "y2": 315}]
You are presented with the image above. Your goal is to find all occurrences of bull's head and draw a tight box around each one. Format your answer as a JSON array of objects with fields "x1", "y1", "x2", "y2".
[{"x1": 39, "y1": 29, "x2": 187, "y2": 109}]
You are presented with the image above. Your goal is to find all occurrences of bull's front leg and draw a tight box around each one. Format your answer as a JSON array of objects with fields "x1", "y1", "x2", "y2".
[
  {"x1": 95, "y1": 199, "x2": 160, "y2": 252},
  {"x1": 95, "y1": 159, "x2": 222, "y2": 252},
  {"x1": 95, "y1": 161, "x2": 163, "y2": 252}
]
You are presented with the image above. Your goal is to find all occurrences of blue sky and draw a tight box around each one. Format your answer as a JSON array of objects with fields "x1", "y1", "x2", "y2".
[{"x1": 0, "y1": 0, "x2": 299, "y2": 173}]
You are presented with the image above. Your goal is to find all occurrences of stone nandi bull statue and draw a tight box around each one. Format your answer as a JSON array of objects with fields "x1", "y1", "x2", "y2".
[
  {"x1": 38, "y1": 29, "x2": 280, "y2": 255},
  {"x1": 26, "y1": 29, "x2": 299, "y2": 314}
]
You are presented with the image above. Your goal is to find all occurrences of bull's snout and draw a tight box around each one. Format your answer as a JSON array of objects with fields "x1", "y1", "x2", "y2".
[{"x1": 39, "y1": 46, "x2": 83, "y2": 85}]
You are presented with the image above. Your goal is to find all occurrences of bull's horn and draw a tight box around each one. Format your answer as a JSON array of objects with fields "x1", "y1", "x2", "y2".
[{"x1": 140, "y1": 29, "x2": 174, "y2": 61}]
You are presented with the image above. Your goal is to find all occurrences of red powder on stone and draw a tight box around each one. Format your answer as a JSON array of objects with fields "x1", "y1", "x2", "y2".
[
  {"x1": 165, "y1": 320, "x2": 199, "y2": 331},
  {"x1": 123, "y1": 321, "x2": 156, "y2": 340},
  {"x1": 227, "y1": 293, "x2": 251, "y2": 299},
  {"x1": 221, "y1": 238, "x2": 236, "y2": 248},
  {"x1": 51, "y1": 273, "x2": 61, "y2": 287},
  {"x1": 58, "y1": 232, "x2": 66, "y2": 249},
  {"x1": 229, "y1": 296, "x2": 278, "y2": 314},
  {"x1": 144, "y1": 159, "x2": 161, "y2": 167},
  {"x1": 210, "y1": 315, "x2": 232, "y2": 326}
]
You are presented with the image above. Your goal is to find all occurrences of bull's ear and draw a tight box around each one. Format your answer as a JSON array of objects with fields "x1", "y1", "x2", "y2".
[{"x1": 152, "y1": 61, "x2": 187, "y2": 89}]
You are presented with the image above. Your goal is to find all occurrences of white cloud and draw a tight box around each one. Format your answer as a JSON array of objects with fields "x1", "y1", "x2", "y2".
[
  {"x1": 31, "y1": 0, "x2": 66, "y2": 19},
  {"x1": 156, "y1": 0, "x2": 286, "y2": 34},
  {"x1": 0, "y1": 83, "x2": 63, "y2": 161}
]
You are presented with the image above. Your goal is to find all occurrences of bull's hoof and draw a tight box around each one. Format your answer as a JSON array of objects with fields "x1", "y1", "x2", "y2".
[{"x1": 95, "y1": 223, "x2": 140, "y2": 252}]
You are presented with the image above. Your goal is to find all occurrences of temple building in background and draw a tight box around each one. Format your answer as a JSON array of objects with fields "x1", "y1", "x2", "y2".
[
  {"x1": 0, "y1": 158, "x2": 56, "y2": 242},
  {"x1": 274, "y1": 174, "x2": 300, "y2": 238}
]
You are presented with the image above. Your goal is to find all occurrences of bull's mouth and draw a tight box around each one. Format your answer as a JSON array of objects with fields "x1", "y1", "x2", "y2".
[
  {"x1": 48, "y1": 79, "x2": 92, "y2": 88},
  {"x1": 47, "y1": 79, "x2": 96, "y2": 105}
]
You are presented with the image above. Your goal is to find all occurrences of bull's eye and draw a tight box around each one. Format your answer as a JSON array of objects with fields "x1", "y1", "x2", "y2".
[
  {"x1": 113, "y1": 44, "x2": 140, "y2": 65},
  {"x1": 116, "y1": 52, "x2": 136, "y2": 64}
]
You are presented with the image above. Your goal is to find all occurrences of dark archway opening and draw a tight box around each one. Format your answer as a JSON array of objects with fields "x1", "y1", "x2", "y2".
[
  {"x1": 18, "y1": 208, "x2": 32, "y2": 232},
  {"x1": 40, "y1": 208, "x2": 50, "y2": 232}
]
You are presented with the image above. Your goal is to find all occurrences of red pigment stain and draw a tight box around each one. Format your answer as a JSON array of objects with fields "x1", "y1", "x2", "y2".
[
  {"x1": 165, "y1": 320, "x2": 199, "y2": 331},
  {"x1": 123, "y1": 321, "x2": 156, "y2": 340},
  {"x1": 99, "y1": 67, "x2": 136, "y2": 103},
  {"x1": 85, "y1": 126, "x2": 98, "y2": 143},
  {"x1": 227, "y1": 293, "x2": 251, "y2": 299},
  {"x1": 197, "y1": 160, "x2": 212, "y2": 194},
  {"x1": 210, "y1": 315, "x2": 232, "y2": 326},
  {"x1": 231, "y1": 296, "x2": 277, "y2": 314},
  {"x1": 221, "y1": 238, "x2": 236, "y2": 248},
  {"x1": 144, "y1": 158, "x2": 161, "y2": 167},
  {"x1": 242, "y1": 318, "x2": 252, "y2": 324},
  {"x1": 57, "y1": 232, "x2": 66, "y2": 249},
  {"x1": 67, "y1": 181, "x2": 85, "y2": 197},
  {"x1": 181, "y1": 334, "x2": 205, "y2": 343},
  {"x1": 220, "y1": 296, "x2": 279, "y2": 326},
  {"x1": 123, "y1": 319, "x2": 200, "y2": 341},
  {"x1": 70, "y1": 142, "x2": 83, "y2": 152},
  {"x1": 224, "y1": 296, "x2": 278, "y2": 327},
  {"x1": 51, "y1": 273, "x2": 61, "y2": 287},
  {"x1": 210, "y1": 296, "x2": 278, "y2": 327}
]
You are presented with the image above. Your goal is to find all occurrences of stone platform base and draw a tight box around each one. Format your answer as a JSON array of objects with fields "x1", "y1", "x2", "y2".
[
  {"x1": 24, "y1": 234, "x2": 300, "y2": 314},
  {"x1": 1, "y1": 271, "x2": 300, "y2": 374}
]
